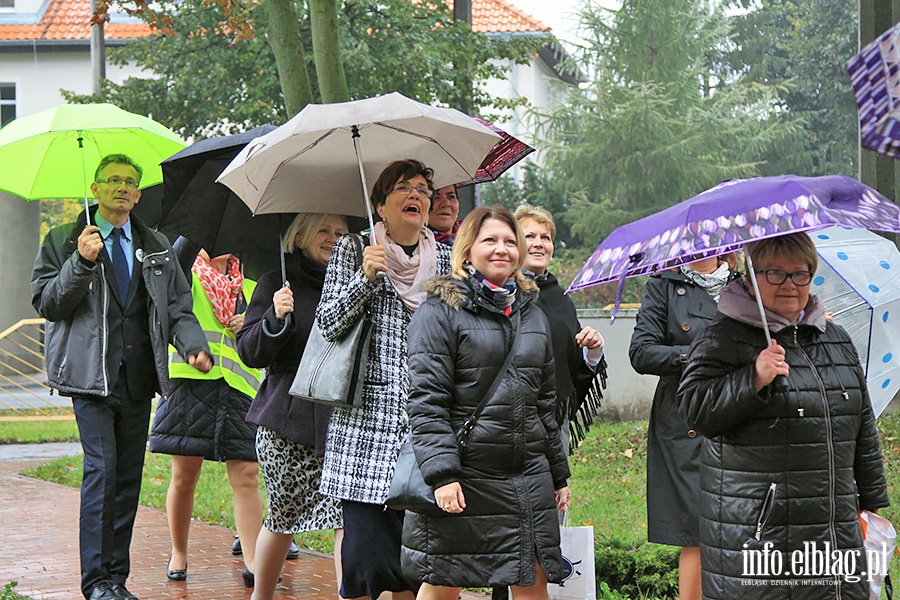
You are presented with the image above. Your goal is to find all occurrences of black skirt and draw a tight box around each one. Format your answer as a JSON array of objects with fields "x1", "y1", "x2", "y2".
[{"x1": 340, "y1": 500, "x2": 419, "y2": 599}]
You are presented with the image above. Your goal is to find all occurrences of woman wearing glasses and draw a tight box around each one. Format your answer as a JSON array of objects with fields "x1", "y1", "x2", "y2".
[
  {"x1": 316, "y1": 159, "x2": 452, "y2": 600},
  {"x1": 677, "y1": 233, "x2": 889, "y2": 600}
]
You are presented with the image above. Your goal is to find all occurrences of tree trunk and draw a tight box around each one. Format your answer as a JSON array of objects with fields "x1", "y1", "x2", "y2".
[
  {"x1": 308, "y1": 0, "x2": 349, "y2": 103},
  {"x1": 264, "y1": 0, "x2": 314, "y2": 117}
]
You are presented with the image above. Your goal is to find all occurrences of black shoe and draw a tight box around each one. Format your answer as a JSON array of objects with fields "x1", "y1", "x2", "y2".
[
  {"x1": 166, "y1": 555, "x2": 187, "y2": 581},
  {"x1": 110, "y1": 584, "x2": 139, "y2": 599},
  {"x1": 285, "y1": 540, "x2": 300, "y2": 560},
  {"x1": 242, "y1": 566, "x2": 281, "y2": 588},
  {"x1": 231, "y1": 534, "x2": 242, "y2": 556},
  {"x1": 88, "y1": 582, "x2": 120, "y2": 600}
]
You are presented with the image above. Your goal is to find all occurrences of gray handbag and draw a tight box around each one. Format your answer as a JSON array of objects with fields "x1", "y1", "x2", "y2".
[{"x1": 289, "y1": 235, "x2": 371, "y2": 408}]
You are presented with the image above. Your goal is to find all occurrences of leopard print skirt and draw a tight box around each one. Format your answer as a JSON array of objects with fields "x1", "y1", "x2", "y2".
[{"x1": 257, "y1": 426, "x2": 343, "y2": 534}]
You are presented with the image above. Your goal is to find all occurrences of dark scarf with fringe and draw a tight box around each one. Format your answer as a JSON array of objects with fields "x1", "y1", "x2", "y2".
[{"x1": 531, "y1": 271, "x2": 607, "y2": 453}]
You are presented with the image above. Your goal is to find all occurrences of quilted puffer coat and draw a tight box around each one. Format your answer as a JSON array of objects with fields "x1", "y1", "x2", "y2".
[
  {"x1": 401, "y1": 276, "x2": 570, "y2": 588},
  {"x1": 677, "y1": 280, "x2": 889, "y2": 600}
]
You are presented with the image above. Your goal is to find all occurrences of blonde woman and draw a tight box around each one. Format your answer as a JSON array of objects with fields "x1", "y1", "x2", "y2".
[
  {"x1": 403, "y1": 206, "x2": 571, "y2": 600},
  {"x1": 236, "y1": 213, "x2": 348, "y2": 598}
]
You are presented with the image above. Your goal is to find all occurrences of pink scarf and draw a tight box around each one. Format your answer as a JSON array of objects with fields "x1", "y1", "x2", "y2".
[
  {"x1": 373, "y1": 221, "x2": 438, "y2": 311},
  {"x1": 192, "y1": 255, "x2": 244, "y2": 326}
]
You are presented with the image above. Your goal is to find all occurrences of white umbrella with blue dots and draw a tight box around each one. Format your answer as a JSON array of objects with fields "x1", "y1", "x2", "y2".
[{"x1": 812, "y1": 227, "x2": 900, "y2": 416}]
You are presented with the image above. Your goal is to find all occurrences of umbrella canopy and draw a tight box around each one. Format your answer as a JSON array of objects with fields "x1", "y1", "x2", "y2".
[
  {"x1": 455, "y1": 116, "x2": 535, "y2": 188},
  {"x1": 217, "y1": 92, "x2": 500, "y2": 229},
  {"x1": 132, "y1": 124, "x2": 291, "y2": 258},
  {"x1": 568, "y1": 174, "x2": 900, "y2": 296},
  {"x1": 0, "y1": 103, "x2": 186, "y2": 200},
  {"x1": 847, "y1": 22, "x2": 900, "y2": 158},
  {"x1": 812, "y1": 227, "x2": 900, "y2": 416}
]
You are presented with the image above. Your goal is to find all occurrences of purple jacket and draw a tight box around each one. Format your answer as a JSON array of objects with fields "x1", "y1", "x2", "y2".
[{"x1": 236, "y1": 252, "x2": 332, "y2": 456}]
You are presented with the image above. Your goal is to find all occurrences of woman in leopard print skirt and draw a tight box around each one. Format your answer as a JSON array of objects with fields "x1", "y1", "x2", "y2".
[{"x1": 236, "y1": 213, "x2": 348, "y2": 599}]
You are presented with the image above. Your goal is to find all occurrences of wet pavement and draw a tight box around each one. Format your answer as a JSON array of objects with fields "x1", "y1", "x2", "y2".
[{"x1": 0, "y1": 443, "x2": 487, "y2": 599}]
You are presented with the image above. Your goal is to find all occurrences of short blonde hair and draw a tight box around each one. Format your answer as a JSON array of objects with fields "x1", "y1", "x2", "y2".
[
  {"x1": 282, "y1": 213, "x2": 347, "y2": 254},
  {"x1": 746, "y1": 232, "x2": 818, "y2": 275},
  {"x1": 514, "y1": 204, "x2": 556, "y2": 240},
  {"x1": 451, "y1": 206, "x2": 535, "y2": 291}
]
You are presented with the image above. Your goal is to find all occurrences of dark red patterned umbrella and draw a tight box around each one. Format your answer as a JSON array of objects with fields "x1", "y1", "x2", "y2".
[{"x1": 455, "y1": 117, "x2": 535, "y2": 187}]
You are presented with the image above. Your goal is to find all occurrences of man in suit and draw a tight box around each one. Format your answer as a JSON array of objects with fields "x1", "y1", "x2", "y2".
[{"x1": 31, "y1": 154, "x2": 213, "y2": 600}]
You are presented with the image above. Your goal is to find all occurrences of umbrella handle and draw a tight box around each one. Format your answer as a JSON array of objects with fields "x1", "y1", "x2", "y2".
[
  {"x1": 771, "y1": 375, "x2": 790, "y2": 394},
  {"x1": 745, "y1": 246, "x2": 789, "y2": 396},
  {"x1": 262, "y1": 312, "x2": 292, "y2": 338}
]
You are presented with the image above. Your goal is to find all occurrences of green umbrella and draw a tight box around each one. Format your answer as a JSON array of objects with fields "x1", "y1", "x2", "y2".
[{"x1": 0, "y1": 103, "x2": 186, "y2": 208}]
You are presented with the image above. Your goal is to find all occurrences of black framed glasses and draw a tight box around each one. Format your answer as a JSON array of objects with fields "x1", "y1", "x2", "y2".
[{"x1": 757, "y1": 269, "x2": 813, "y2": 286}]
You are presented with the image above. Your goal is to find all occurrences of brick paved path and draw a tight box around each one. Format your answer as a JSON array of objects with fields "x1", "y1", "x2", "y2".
[{"x1": 0, "y1": 458, "x2": 486, "y2": 600}]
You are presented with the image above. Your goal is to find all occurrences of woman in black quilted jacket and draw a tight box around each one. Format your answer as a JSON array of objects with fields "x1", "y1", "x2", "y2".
[
  {"x1": 402, "y1": 206, "x2": 571, "y2": 600},
  {"x1": 677, "y1": 232, "x2": 889, "y2": 600}
]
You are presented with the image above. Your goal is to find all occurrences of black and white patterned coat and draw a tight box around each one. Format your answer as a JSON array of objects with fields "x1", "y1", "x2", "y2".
[{"x1": 316, "y1": 233, "x2": 452, "y2": 504}]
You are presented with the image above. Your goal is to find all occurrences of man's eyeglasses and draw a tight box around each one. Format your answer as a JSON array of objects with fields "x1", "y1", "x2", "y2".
[
  {"x1": 391, "y1": 183, "x2": 433, "y2": 198},
  {"x1": 97, "y1": 177, "x2": 140, "y2": 190},
  {"x1": 757, "y1": 269, "x2": 813, "y2": 286}
]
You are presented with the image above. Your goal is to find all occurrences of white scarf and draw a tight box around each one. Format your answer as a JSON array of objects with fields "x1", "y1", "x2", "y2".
[{"x1": 373, "y1": 221, "x2": 438, "y2": 311}]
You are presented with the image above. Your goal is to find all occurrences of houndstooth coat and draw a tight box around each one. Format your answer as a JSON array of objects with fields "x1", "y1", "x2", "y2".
[{"x1": 316, "y1": 233, "x2": 452, "y2": 504}]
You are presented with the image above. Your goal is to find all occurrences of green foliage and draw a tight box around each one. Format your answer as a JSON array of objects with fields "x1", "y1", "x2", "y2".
[
  {"x1": 64, "y1": 0, "x2": 286, "y2": 138},
  {"x1": 66, "y1": 0, "x2": 542, "y2": 138},
  {"x1": 593, "y1": 539, "x2": 679, "y2": 599},
  {"x1": 38, "y1": 198, "x2": 84, "y2": 238},
  {"x1": 726, "y1": 0, "x2": 858, "y2": 177},
  {"x1": 531, "y1": 0, "x2": 798, "y2": 248},
  {"x1": 0, "y1": 581, "x2": 30, "y2": 600}
]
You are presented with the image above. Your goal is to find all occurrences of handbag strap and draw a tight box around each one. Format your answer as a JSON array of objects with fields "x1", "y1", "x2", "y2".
[{"x1": 457, "y1": 309, "x2": 522, "y2": 448}]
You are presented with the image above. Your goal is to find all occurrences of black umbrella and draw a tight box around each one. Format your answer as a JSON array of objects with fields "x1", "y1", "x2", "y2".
[{"x1": 133, "y1": 125, "x2": 293, "y2": 268}]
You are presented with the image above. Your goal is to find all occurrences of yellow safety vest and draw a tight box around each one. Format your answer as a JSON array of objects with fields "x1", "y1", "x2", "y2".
[{"x1": 168, "y1": 272, "x2": 262, "y2": 398}]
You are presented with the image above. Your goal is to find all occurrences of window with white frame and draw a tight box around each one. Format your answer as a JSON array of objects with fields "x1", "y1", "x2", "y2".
[
  {"x1": 0, "y1": 84, "x2": 15, "y2": 127},
  {"x1": 0, "y1": 0, "x2": 12, "y2": 9}
]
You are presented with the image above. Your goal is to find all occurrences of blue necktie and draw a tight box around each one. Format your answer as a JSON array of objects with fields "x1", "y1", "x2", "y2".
[{"x1": 111, "y1": 228, "x2": 131, "y2": 301}]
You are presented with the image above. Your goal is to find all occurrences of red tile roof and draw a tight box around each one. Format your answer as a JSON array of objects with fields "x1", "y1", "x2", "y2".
[{"x1": 0, "y1": 0, "x2": 549, "y2": 42}]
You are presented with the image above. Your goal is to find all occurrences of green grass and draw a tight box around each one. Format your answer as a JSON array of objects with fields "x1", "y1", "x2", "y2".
[
  {"x1": 13, "y1": 415, "x2": 900, "y2": 599},
  {"x1": 0, "y1": 419, "x2": 78, "y2": 444}
]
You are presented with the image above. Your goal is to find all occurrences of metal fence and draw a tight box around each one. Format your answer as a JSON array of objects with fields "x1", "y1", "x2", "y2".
[{"x1": 0, "y1": 318, "x2": 68, "y2": 416}]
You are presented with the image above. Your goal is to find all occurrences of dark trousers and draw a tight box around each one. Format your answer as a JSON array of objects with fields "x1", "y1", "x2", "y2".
[{"x1": 73, "y1": 374, "x2": 152, "y2": 598}]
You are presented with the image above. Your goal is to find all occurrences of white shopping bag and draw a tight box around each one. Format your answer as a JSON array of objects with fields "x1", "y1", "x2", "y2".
[
  {"x1": 860, "y1": 510, "x2": 897, "y2": 600},
  {"x1": 548, "y1": 514, "x2": 596, "y2": 600}
]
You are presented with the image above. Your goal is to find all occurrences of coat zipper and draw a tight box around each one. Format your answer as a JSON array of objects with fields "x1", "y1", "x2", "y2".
[
  {"x1": 754, "y1": 482, "x2": 778, "y2": 541},
  {"x1": 794, "y1": 327, "x2": 842, "y2": 597},
  {"x1": 99, "y1": 261, "x2": 110, "y2": 396}
]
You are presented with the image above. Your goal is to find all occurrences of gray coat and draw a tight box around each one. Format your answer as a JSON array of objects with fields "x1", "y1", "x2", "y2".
[
  {"x1": 316, "y1": 233, "x2": 452, "y2": 504},
  {"x1": 31, "y1": 209, "x2": 208, "y2": 398}
]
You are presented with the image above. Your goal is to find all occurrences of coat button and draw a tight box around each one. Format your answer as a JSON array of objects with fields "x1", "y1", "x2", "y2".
[
  {"x1": 682, "y1": 322, "x2": 691, "y2": 332},
  {"x1": 687, "y1": 429, "x2": 697, "y2": 439},
  {"x1": 676, "y1": 287, "x2": 686, "y2": 296}
]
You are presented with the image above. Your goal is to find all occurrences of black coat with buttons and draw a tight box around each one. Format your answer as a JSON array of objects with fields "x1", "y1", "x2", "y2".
[{"x1": 629, "y1": 269, "x2": 737, "y2": 547}]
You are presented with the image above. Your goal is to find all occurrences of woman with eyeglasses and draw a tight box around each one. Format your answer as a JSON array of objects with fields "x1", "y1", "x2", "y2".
[
  {"x1": 315, "y1": 159, "x2": 452, "y2": 600},
  {"x1": 677, "y1": 232, "x2": 889, "y2": 600}
]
